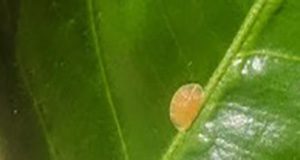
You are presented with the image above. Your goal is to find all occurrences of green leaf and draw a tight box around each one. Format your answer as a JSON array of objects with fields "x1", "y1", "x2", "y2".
[
  {"x1": 10, "y1": 0, "x2": 254, "y2": 160},
  {"x1": 164, "y1": 0, "x2": 300, "y2": 159},
  {"x1": 7, "y1": 0, "x2": 300, "y2": 159}
]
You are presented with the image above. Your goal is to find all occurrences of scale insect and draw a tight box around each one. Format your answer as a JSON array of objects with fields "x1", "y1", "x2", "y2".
[{"x1": 170, "y1": 83, "x2": 204, "y2": 132}]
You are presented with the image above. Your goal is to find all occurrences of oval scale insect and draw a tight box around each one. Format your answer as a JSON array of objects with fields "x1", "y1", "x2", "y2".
[{"x1": 170, "y1": 83, "x2": 204, "y2": 132}]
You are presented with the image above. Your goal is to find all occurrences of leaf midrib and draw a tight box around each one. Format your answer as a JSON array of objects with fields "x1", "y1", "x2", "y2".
[
  {"x1": 86, "y1": 0, "x2": 130, "y2": 160},
  {"x1": 161, "y1": 0, "x2": 283, "y2": 159}
]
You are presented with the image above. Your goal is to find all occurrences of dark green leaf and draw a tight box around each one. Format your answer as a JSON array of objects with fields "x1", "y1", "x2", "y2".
[
  {"x1": 12, "y1": 0, "x2": 252, "y2": 159},
  {"x1": 0, "y1": 0, "x2": 264, "y2": 160}
]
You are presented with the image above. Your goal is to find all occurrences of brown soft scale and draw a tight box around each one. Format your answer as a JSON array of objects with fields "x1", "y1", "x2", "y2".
[{"x1": 170, "y1": 83, "x2": 204, "y2": 131}]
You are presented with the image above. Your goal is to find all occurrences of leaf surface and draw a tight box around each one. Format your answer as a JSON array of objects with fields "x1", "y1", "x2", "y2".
[
  {"x1": 13, "y1": 0, "x2": 254, "y2": 159},
  {"x1": 163, "y1": 0, "x2": 300, "y2": 159}
]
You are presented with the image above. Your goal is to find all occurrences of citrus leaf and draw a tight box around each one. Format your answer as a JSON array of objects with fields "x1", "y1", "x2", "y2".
[
  {"x1": 12, "y1": 0, "x2": 254, "y2": 159},
  {"x1": 163, "y1": 0, "x2": 300, "y2": 159}
]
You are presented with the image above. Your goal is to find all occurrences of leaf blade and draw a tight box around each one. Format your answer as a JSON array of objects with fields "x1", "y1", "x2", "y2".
[
  {"x1": 15, "y1": 0, "x2": 253, "y2": 159},
  {"x1": 165, "y1": 0, "x2": 300, "y2": 159}
]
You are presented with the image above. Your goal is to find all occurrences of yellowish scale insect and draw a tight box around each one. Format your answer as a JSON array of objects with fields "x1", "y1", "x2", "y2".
[{"x1": 170, "y1": 83, "x2": 204, "y2": 132}]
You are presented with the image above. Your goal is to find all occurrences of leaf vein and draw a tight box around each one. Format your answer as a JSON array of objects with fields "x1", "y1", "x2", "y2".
[
  {"x1": 86, "y1": 1, "x2": 129, "y2": 160},
  {"x1": 18, "y1": 67, "x2": 59, "y2": 159},
  {"x1": 238, "y1": 50, "x2": 300, "y2": 62}
]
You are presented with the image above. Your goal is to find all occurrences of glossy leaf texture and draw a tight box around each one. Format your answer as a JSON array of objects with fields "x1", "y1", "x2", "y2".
[
  {"x1": 12, "y1": 0, "x2": 252, "y2": 160},
  {"x1": 165, "y1": 0, "x2": 300, "y2": 159}
]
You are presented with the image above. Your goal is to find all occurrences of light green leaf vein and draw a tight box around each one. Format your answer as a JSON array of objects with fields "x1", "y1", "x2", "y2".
[
  {"x1": 238, "y1": 50, "x2": 300, "y2": 63},
  {"x1": 19, "y1": 65, "x2": 58, "y2": 159},
  {"x1": 86, "y1": 0, "x2": 129, "y2": 160}
]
